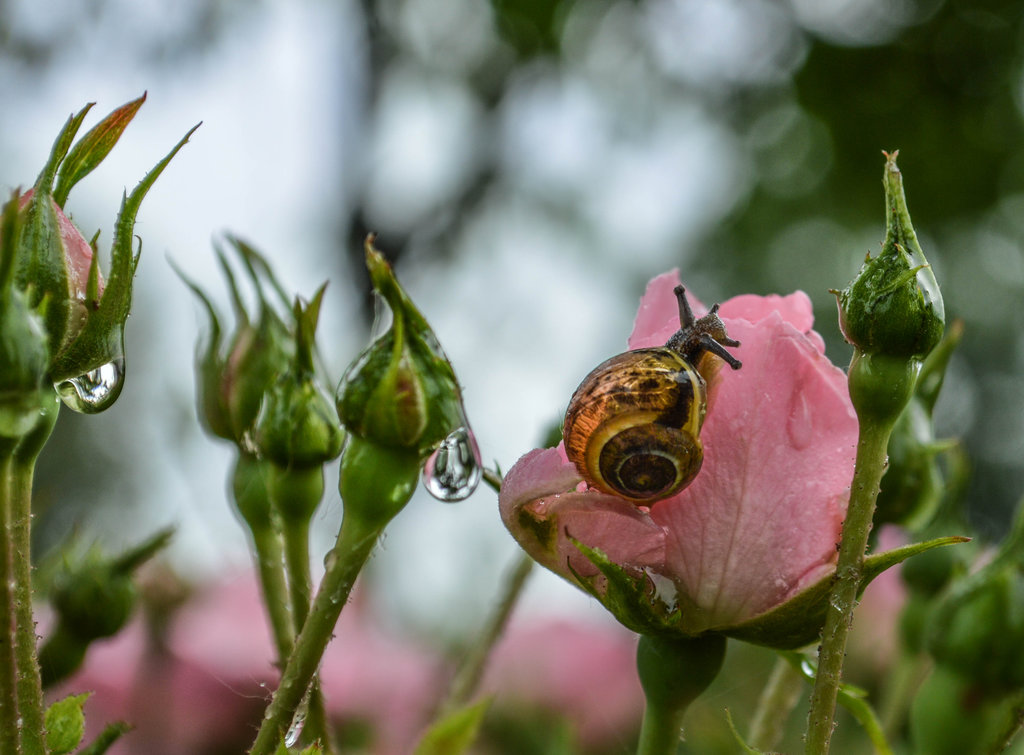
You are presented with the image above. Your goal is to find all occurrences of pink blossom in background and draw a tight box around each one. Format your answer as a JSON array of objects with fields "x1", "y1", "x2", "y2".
[
  {"x1": 54, "y1": 570, "x2": 444, "y2": 754},
  {"x1": 482, "y1": 616, "x2": 643, "y2": 747},
  {"x1": 847, "y1": 525, "x2": 910, "y2": 679},
  {"x1": 501, "y1": 271, "x2": 859, "y2": 639}
]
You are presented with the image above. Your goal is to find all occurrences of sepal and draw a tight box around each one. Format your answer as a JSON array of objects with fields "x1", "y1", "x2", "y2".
[
  {"x1": 572, "y1": 532, "x2": 966, "y2": 650},
  {"x1": 44, "y1": 692, "x2": 90, "y2": 755}
]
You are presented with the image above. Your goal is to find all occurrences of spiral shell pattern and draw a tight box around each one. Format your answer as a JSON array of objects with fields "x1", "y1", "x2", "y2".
[{"x1": 563, "y1": 348, "x2": 707, "y2": 502}]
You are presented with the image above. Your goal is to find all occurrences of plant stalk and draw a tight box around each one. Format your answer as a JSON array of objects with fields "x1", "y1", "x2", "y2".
[
  {"x1": 749, "y1": 654, "x2": 804, "y2": 751},
  {"x1": 249, "y1": 513, "x2": 380, "y2": 754},
  {"x1": 0, "y1": 442, "x2": 23, "y2": 754},
  {"x1": 438, "y1": 552, "x2": 534, "y2": 716},
  {"x1": 804, "y1": 418, "x2": 895, "y2": 754}
]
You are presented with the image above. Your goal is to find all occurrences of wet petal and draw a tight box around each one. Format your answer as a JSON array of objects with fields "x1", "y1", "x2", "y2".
[
  {"x1": 649, "y1": 313, "x2": 856, "y2": 629},
  {"x1": 500, "y1": 446, "x2": 666, "y2": 579}
]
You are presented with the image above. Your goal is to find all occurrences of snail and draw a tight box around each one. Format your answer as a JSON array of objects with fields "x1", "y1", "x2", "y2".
[{"x1": 563, "y1": 285, "x2": 742, "y2": 503}]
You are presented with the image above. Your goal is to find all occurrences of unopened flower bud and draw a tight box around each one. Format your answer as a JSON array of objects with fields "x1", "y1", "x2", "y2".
[
  {"x1": 255, "y1": 287, "x2": 343, "y2": 470},
  {"x1": 0, "y1": 192, "x2": 50, "y2": 437},
  {"x1": 927, "y1": 504, "x2": 1024, "y2": 691},
  {"x1": 837, "y1": 151, "x2": 944, "y2": 361},
  {"x1": 11, "y1": 97, "x2": 197, "y2": 395},
  {"x1": 256, "y1": 287, "x2": 343, "y2": 525},
  {"x1": 336, "y1": 237, "x2": 464, "y2": 456},
  {"x1": 927, "y1": 562, "x2": 1024, "y2": 691},
  {"x1": 910, "y1": 665, "x2": 1023, "y2": 755},
  {"x1": 41, "y1": 528, "x2": 172, "y2": 686},
  {"x1": 179, "y1": 239, "x2": 294, "y2": 445}
]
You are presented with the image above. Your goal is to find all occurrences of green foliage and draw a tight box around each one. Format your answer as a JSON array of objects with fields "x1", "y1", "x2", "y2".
[
  {"x1": 43, "y1": 692, "x2": 90, "y2": 755},
  {"x1": 414, "y1": 698, "x2": 491, "y2": 755}
]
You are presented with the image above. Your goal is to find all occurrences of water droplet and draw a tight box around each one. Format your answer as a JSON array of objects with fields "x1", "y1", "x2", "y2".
[
  {"x1": 55, "y1": 357, "x2": 125, "y2": 414},
  {"x1": 323, "y1": 548, "x2": 338, "y2": 571},
  {"x1": 285, "y1": 686, "x2": 312, "y2": 747},
  {"x1": 284, "y1": 711, "x2": 305, "y2": 748},
  {"x1": 422, "y1": 426, "x2": 482, "y2": 502},
  {"x1": 786, "y1": 388, "x2": 813, "y2": 450}
]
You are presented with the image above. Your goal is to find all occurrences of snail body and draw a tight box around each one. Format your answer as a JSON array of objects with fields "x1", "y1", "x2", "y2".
[{"x1": 563, "y1": 285, "x2": 742, "y2": 503}]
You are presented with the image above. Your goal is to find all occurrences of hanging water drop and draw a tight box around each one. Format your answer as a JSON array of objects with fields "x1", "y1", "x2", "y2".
[
  {"x1": 283, "y1": 709, "x2": 306, "y2": 748},
  {"x1": 284, "y1": 684, "x2": 312, "y2": 747},
  {"x1": 55, "y1": 357, "x2": 126, "y2": 414},
  {"x1": 422, "y1": 426, "x2": 482, "y2": 502}
]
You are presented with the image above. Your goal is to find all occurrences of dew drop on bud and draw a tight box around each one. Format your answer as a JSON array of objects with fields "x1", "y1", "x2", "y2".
[
  {"x1": 422, "y1": 426, "x2": 482, "y2": 502},
  {"x1": 55, "y1": 357, "x2": 126, "y2": 414}
]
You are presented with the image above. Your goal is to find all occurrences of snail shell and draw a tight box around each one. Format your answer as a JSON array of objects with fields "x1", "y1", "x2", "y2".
[
  {"x1": 563, "y1": 348, "x2": 707, "y2": 502},
  {"x1": 563, "y1": 285, "x2": 741, "y2": 503}
]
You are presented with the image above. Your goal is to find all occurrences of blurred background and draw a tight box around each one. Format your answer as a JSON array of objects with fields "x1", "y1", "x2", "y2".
[{"x1": 3, "y1": 0, "x2": 1023, "y2": 752}]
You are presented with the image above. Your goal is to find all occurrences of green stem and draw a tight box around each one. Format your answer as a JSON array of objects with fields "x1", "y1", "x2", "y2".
[
  {"x1": 0, "y1": 441, "x2": 23, "y2": 754},
  {"x1": 232, "y1": 454, "x2": 294, "y2": 669},
  {"x1": 637, "y1": 699, "x2": 686, "y2": 755},
  {"x1": 282, "y1": 518, "x2": 313, "y2": 632},
  {"x1": 635, "y1": 634, "x2": 727, "y2": 755},
  {"x1": 280, "y1": 515, "x2": 334, "y2": 754},
  {"x1": 249, "y1": 526, "x2": 295, "y2": 668},
  {"x1": 9, "y1": 399, "x2": 57, "y2": 755},
  {"x1": 249, "y1": 513, "x2": 380, "y2": 755},
  {"x1": 438, "y1": 552, "x2": 534, "y2": 716},
  {"x1": 805, "y1": 417, "x2": 895, "y2": 754},
  {"x1": 749, "y1": 654, "x2": 804, "y2": 751}
]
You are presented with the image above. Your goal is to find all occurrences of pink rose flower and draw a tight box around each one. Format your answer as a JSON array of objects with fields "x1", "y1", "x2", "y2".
[{"x1": 500, "y1": 271, "x2": 859, "y2": 647}]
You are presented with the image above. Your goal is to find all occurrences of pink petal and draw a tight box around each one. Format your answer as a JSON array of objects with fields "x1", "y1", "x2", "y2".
[
  {"x1": 649, "y1": 312, "x2": 856, "y2": 629},
  {"x1": 721, "y1": 290, "x2": 826, "y2": 354},
  {"x1": 500, "y1": 447, "x2": 666, "y2": 579},
  {"x1": 628, "y1": 270, "x2": 708, "y2": 350}
]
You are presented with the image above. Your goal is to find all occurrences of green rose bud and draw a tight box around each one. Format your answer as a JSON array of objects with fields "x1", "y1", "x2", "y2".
[
  {"x1": 336, "y1": 236, "x2": 479, "y2": 524},
  {"x1": 926, "y1": 503, "x2": 1024, "y2": 691},
  {"x1": 0, "y1": 192, "x2": 51, "y2": 438},
  {"x1": 178, "y1": 238, "x2": 294, "y2": 445},
  {"x1": 927, "y1": 562, "x2": 1024, "y2": 691},
  {"x1": 336, "y1": 237, "x2": 464, "y2": 456},
  {"x1": 9, "y1": 97, "x2": 197, "y2": 414},
  {"x1": 255, "y1": 286, "x2": 343, "y2": 526},
  {"x1": 837, "y1": 151, "x2": 944, "y2": 360},
  {"x1": 910, "y1": 665, "x2": 1023, "y2": 755},
  {"x1": 255, "y1": 286, "x2": 343, "y2": 470},
  {"x1": 40, "y1": 528, "x2": 173, "y2": 686}
]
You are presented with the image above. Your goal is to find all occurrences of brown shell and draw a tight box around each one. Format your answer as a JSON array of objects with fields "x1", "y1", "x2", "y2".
[{"x1": 563, "y1": 348, "x2": 707, "y2": 502}]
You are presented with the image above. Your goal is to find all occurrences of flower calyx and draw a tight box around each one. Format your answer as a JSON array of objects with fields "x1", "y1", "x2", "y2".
[
  {"x1": 10, "y1": 96, "x2": 198, "y2": 410},
  {"x1": 177, "y1": 237, "x2": 295, "y2": 446},
  {"x1": 837, "y1": 151, "x2": 944, "y2": 361},
  {"x1": 336, "y1": 236, "x2": 464, "y2": 457},
  {"x1": 255, "y1": 285, "x2": 343, "y2": 470}
]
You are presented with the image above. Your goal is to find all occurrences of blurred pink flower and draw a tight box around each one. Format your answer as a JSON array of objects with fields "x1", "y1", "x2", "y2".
[
  {"x1": 482, "y1": 616, "x2": 643, "y2": 747},
  {"x1": 55, "y1": 570, "x2": 444, "y2": 754},
  {"x1": 847, "y1": 525, "x2": 909, "y2": 679},
  {"x1": 500, "y1": 271, "x2": 858, "y2": 644}
]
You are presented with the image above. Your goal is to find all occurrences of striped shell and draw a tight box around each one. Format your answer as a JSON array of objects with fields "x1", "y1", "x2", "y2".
[{"x1": 563, "y1": 348, "x2": 707, "y2": 502}]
